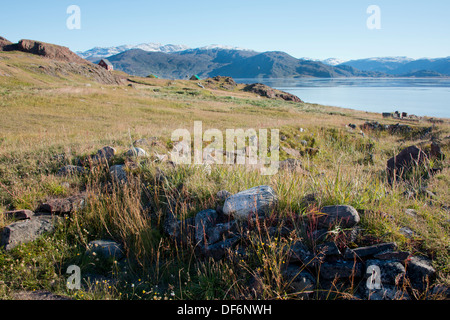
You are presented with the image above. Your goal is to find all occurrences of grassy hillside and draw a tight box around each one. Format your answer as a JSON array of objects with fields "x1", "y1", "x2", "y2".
[{"x1": 0, "y1": 50, "x2": 449, "y2": 301}]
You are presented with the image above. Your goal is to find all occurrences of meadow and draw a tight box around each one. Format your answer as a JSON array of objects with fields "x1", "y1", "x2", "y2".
[{"x1": 0, "y1": 50, "x2": 449, "y2": 300}]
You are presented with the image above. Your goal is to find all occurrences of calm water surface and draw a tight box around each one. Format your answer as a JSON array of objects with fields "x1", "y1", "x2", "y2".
[{"x1": 235, "y1": 78, "x2": 450, "y2": 118}]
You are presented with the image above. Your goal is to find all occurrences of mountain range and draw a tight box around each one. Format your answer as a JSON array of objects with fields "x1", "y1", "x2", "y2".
[{"x1": 76, "y1": 43, "x2": 450, "y2": 79}]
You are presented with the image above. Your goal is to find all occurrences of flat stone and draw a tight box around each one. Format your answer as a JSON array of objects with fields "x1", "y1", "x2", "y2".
[
  {"x1": 344, "y1": 242, "x2": 397, "y2": 260},
  {"x1": 38, "y1": 194, "x2": 86, "y2": 215},
  {"x1": 373, "y1": 251, "x2": 410, "y2": 262},
  {"x1": 3, "y1": 209, "x2": 35, "y2": 220},
  {"x1": 1, "y1": 215, "x2": 55, "y2": 251},
  {"x1": 319, "y1": 260, "x2": 363, "y2": 280}
]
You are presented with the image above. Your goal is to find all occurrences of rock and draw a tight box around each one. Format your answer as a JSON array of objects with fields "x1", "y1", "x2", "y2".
[
  {"x1": 37, "y1": 194, "x2": 86, "y2": 215},
  {"x1": 386, "y1": 145, "x2": 428, "y2": 181},
  {"x1": 85, "y1": 146, "x2": 116, "y2": 165},
  {"x1": 87, "y1": 240, "x2": 124, "y2": 260},
  {"x1": 430, "y1": 141, "x2": 445, "y2": 160},
  {"x1": 281, "y1": 147, "x2": 301, "y2": 158},
  {"x1": 11, "y1": 290, "x2": 72, "y2": 300},
  {"x1": 406, "y1": 256, "x2": 436, "y2": 290},
  {"x1": 206, "y1": 221, "x2": 238, "y2": 245},
  {"x1": 343, "y1": 242, "x2": 397, "y2": 260},
  {"x1": 373, "y1": 251, "x2": 410, "y2": 262},
  {"x1": 203, "y1": 236, "x2": 240, "y2": 260},
  {"x1": 3, "y1": 209, "x2": 35, "y2": 220},
  {"x1": 195, "y1": 209, "x2": 219, "y2": 247},
  {"x1": 243, "y1": 83, "x2": 303, "y2": 102},
  {"x1": 1, "y1": 215, "x2": 55, "y2": 251},
  {"x1": 57, "y1": 165, "x2": 86, "y2": 176},
  {"x1": 362, "y1": 286, "x2": 410, "y2": 300},
  {"x1": 279, "y1": 158, "x2": 304, "y2": 172},
  {"x1": 317, "y1": 205, "x2": 360, "y2": 229},
  {"x1": 223, "y1": 185, "x2": 278, "y2": 221},
  {"x1": 163, "y1": 211, "x2": 196, "y2": 245},
  {"x1": 126, "y1": 147, "x2": 147, "y2": 157},
  {"x1": 283, "y1": 265, "x2": 316, "y2": 297},
  {"x1": 399, "y1": 226, "x2": 416, "y2": 238},
  {"x1": 316, "y1": 242, "x2": 341, "y2": 256},
  {"x1": 365, "y1": 260, "x2": 406, "y2": 285},
  {"x1": 216, "y1": 190, "x2": 232, "y2": 202},
  {"x1": 319, "y1": 260, "x2": 362, "y2": 280},
  {"x1": 17, "y1": 39, "x2": 88, "y2": 64},
  {"x1": 109, "y1": 165, "x2": 127, "y2": 183},
  {"x1": 288, "y1": 241, "x2": 318, "y2": 266}
]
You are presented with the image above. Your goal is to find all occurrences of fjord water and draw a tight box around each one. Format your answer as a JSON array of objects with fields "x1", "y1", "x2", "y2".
[{"x1": 235, "y1": 78, "x2": 450, "y2": 118}]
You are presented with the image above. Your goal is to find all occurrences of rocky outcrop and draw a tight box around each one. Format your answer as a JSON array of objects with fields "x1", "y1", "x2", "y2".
[
  {"x1": 243, "y1": 83, "x2": 303, "y2": 102},
  {"x1": 0, "y1": 36, "x2": 13, "y2": 50},
  {"x1": 17, "y1": 39, "x2": 88, "y2": 64}
]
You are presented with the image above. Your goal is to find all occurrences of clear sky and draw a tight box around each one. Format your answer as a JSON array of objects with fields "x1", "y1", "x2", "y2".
[{"x1": 1, "y1": 0, "x2": 449, "y2": 60}]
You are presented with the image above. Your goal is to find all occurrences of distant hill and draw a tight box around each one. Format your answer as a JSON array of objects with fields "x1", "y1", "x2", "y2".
[
  {"x1": 77, "y1": 43, "x2": 191, "y2": 62},
  {"x1": 341, "y1": 57, "x2": 450, "y2": 76},
  {"x1": 78, "y1": 42, "x2": 450, "y2": 79},
  {"x1": 104, "y1": 48, "x2": 387, "y2": 79}
]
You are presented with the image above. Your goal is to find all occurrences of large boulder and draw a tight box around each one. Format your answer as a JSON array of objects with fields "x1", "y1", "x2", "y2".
[
  {"x1": 223, "y1": 185, "x2": 278, "y2": 221},
  {"x1": 1, "y1": 215, "x2": 55, "y2": 251}
]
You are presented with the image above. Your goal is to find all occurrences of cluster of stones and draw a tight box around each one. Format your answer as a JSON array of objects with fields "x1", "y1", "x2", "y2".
[{"x1": 164, "y1": 185, "x2": 445, "y2": 300}]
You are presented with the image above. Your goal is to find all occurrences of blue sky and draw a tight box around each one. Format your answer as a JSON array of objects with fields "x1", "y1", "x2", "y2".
[{"x1": 1, "y1": 0, "x2": 449, "y2": 60}]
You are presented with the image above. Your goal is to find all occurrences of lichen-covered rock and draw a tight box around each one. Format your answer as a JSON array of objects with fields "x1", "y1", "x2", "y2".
[
  {"x1": 317, "y1": 205, "x2": 360, "y2": 229},
  {"x1": 223, "y1": 185, "x2": 278, "y2": 221},
  {"x1": 1, "y1": 215, "x2": 55, "y2": 251}
]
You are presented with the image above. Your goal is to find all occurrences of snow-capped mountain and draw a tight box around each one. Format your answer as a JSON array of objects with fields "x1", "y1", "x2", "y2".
[
  {"x1": 77, "y1": 43, "x2": 190, "y2": 60},
  {"x1": 300, "y1": 57, "x2": 348, "y2": 66},
  {"x1": 197, "y1": 44, "x2": 254, "y2": 51},
  {"x1": 340, "y1": 56, "x2": 416, "y2": 73},
  {"x1": 76, "y1": 43, "x2": 254, "y2": 61},
  {"x1": 321, "y1": 58, "x2": 348, "y2": 66}
]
